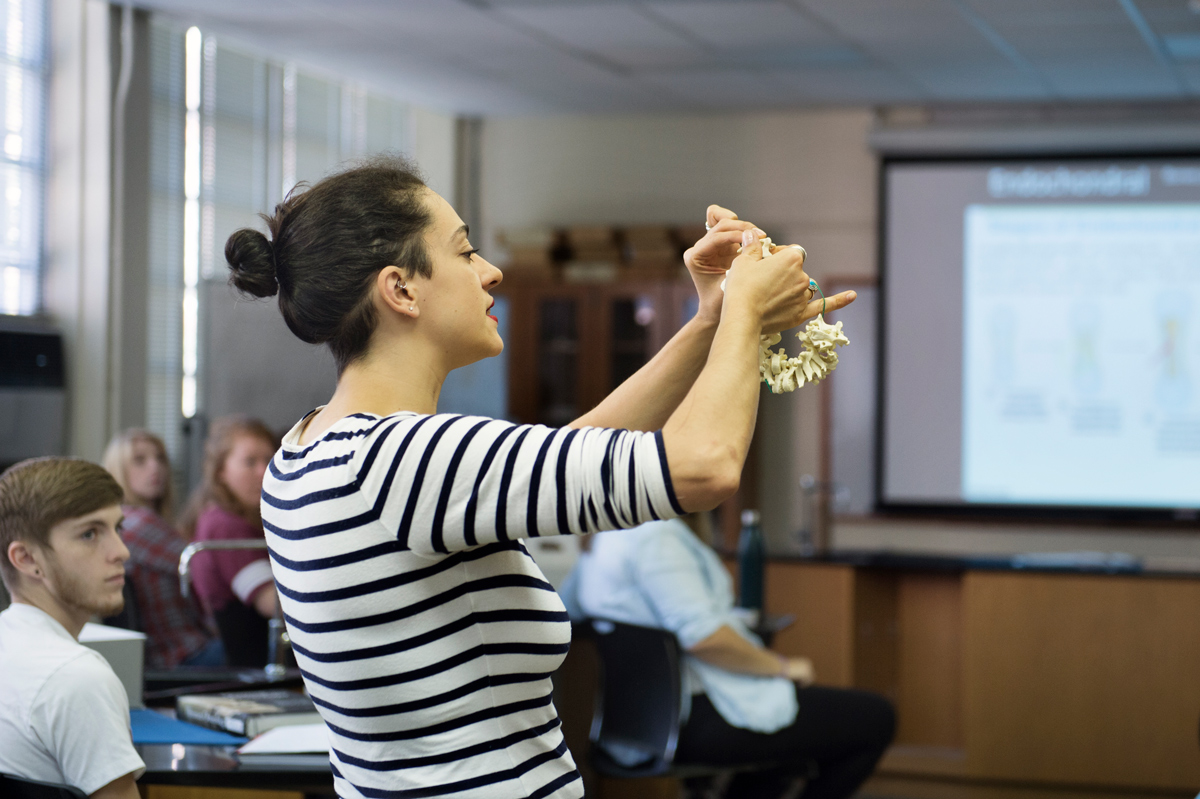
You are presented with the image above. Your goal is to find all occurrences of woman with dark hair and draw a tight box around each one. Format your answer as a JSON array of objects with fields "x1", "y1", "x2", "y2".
[
  {"x1": 182, "y1": 415, "x2": 279, "y2": 667},
  {"x1": 228, "y1": 155, "x2": 854, "y2": 799}
]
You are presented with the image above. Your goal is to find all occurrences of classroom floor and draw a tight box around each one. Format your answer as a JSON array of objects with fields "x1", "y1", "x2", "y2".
[{"x1": 859, "y1": 775, "x2": 1195, "y2": 799}]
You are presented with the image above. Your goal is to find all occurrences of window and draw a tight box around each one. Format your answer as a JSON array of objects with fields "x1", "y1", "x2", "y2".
[
  {"x1": 0, "y1": 0, "x2": 44, "y2": 316},
  {"x1": 146, "y1": 22, "x2": 413, "y2": 457}
]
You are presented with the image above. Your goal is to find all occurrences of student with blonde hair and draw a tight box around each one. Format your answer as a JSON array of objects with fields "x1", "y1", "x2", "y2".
[
  {"x1": 103, "y1": 429, "x2": 223, "y2": 668},
  {"x1": 0, "y1": 457, "x2": 144, "y2": 799},
  {"x1": 181, "y1": 415, "x2": 279, "y2": 667}
]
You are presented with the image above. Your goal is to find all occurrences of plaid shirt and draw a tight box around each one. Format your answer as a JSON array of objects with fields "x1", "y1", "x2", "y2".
[{"x1": 121, "y1": 505, "x2": 216, "y2": 669}]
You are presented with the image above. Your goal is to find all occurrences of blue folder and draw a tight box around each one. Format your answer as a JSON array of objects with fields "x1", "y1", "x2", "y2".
[{"x1": 130, "y1": 708, "x2": 248, "y2": 746}]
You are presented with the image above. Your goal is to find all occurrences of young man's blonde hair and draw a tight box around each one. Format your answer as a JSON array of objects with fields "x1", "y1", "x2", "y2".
[
  {"x1": 102, "y1": 428, "x2": 175, "y2": 519},
  {"x1": 0, "y1": 458, "x2": 124, "y2": 592}
]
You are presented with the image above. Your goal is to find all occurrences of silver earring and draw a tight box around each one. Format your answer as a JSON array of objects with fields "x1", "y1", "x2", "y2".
[{"x1": 409, "y1": 305, "x2": 415, "y2": 311}]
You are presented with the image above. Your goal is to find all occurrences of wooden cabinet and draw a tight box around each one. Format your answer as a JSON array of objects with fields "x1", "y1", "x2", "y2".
[
  {"x1": 497, "y1": 275, "x2": 696, "y2": 426},
  {"x1": 762, "y1": 561, "x2": 1200, "y2": 793}
]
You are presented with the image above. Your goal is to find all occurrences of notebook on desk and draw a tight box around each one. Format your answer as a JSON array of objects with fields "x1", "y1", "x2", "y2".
[
  {"x1": 237, "y1": 723, "x2": 330, "y2": 768},
  {"x1": 130, "y1": 708, "x2": 248, "y2": 745}
]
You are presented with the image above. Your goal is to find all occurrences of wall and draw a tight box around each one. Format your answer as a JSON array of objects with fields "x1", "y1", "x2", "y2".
[
  {"x1": 480, "y1": 110, "x2": 1200, "y2": 559},
  {"x1": 481, "y1": 109, "x2": 876, "y2": 553}
]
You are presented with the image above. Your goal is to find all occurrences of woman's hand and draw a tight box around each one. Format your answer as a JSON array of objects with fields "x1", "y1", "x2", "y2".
[
  {"x1": 780, "y1": 656, "x2": 815, "y2": 686},
  {"x1": 683, "y1": 205, "x2": 763, "y2": 324},
  {"x1": 725, "y1": 231, "x2": 857, "y2": 334}
]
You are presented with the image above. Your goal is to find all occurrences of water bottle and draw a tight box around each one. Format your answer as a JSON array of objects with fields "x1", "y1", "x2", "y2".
[{"x1": 737, "y1": 509, "x2": 765, "y2": 613}]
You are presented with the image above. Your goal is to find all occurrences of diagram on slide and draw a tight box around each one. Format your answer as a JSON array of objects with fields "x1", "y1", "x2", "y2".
[{"x1": 962, "y1": 204, "x2": 1200, "y2": 507}]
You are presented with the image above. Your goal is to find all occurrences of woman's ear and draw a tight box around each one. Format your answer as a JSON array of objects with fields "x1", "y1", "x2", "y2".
[{"x1": 376, "y1": 266, "x2": 418, "y2": 318}]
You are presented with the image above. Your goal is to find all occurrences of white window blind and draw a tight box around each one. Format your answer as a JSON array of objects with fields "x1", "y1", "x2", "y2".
[
  {"x1": 146, "y1": 21, "x2": 413, "y2": 459},
  {"x1": 146, "y1": 19, "x2": 184, "y2": 459},
  {"x1": 0, "y1": 0, "x2": 44, "y2": 316}
]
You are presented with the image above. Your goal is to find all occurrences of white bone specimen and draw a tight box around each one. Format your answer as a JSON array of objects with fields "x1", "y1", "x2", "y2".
[
  {"x1": 759, "y1": 315, "x2": 848, "y2": 394},
  {"x1": 714, "y1": 235, "x2": 846, "y2": 391}
]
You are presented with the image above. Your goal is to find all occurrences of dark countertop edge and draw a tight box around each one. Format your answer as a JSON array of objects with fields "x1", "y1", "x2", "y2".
[{"x1": 718, "y1": 549, "x2": 1200, "y2": 579}]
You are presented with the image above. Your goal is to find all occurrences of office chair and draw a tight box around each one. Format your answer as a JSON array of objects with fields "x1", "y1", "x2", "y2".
[
  {"x1": 584, "y1": 617, "x2": 804, "y2": 794},
  {"x1": 585, "y1": 617, "x2": 687, "y2": 778},
  {"x1": 0, "y1": 773, "x2": 87, "y2": 799}
]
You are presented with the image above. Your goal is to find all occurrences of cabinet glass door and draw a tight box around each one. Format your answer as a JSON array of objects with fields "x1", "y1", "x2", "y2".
[
  {"x1": 610, "y1": 294, "x2": 656, "y2": 387},
  {"x1": 537, "y1": 297, "x2": 578, "y2": 426}
]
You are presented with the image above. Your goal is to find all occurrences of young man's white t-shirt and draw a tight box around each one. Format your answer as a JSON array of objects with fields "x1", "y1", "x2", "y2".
[{"x1": 0, "y1": 603, "x2": 145, "y2": 794}]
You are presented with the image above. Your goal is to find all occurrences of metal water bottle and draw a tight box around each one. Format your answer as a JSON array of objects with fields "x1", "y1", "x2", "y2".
[{"x1": 737, "y1": 509, "x2": 765, "y2": 612}]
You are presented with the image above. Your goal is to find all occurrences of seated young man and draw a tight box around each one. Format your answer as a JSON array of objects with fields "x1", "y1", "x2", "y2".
[{"x1": 0, "y1": 457, "x2": 145, "y2": 799}]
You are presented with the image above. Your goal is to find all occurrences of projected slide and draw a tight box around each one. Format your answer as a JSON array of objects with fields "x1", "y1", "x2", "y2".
[{"x1": 962, "y1": 204, "x2": 1200, "y2": 507}]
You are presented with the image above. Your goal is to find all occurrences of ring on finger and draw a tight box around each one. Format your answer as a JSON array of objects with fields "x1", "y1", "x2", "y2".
[{"x1": 704, "y1": 221, "x2": 713, "y2": 231}]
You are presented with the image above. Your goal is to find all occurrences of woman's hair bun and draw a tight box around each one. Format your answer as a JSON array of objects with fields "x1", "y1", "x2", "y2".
[{"x1": 226, "y1": 227, "x2": 278, "y2": 298}]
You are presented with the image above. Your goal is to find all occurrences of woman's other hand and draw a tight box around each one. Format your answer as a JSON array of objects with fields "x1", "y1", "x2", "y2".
[
  {"x1": 725, "y1": 231, "x2": 856, "y2": 334},
  {"x1": 781, "y1": 656, "x2": 815, "y2": 686},
  {"x1": 683, "y1": 205, "x2": 763, "y2": 324}
]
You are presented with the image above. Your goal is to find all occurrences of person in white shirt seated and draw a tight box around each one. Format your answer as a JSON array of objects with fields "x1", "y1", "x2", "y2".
[
  {"x1": 0, "y1": 457, "x2": 146, "y2": 799},
  {"x1": 562, "y1": 516, "x2": 894, "y2": 799}
]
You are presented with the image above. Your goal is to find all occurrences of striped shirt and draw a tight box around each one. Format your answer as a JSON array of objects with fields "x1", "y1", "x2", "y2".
[{"x1": 262, "y1": 411, "x2": 683, "y2": 799}]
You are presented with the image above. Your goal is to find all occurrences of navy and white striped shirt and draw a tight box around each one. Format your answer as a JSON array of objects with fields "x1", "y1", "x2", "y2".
[{"x1": 262, "y1": 411, "x2": 683, "y2": 799}]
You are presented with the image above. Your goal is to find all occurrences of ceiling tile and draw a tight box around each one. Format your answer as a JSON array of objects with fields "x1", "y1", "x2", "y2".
[
  {"x1": 639, "y1": 67, "x2": 796, "y2": 110},
  {"x1": 642, "y1": 1, "x2": 839, "y2": 50},
  {"x1": 762, "y1": 65, "x2": 925, "y2": 104},
  {"x1": 964, "y1": 0, "x2": 1131, "y2": 27},
  {"x1": 1040, "y1": 54, "x2": 1185, "y2": 97},
  {"x1": 494, "y1": 4, "x2": 706, "y2": 69},
  {"x1": 1165, "y1": 34, "x2": 1200, "y2": 60}
]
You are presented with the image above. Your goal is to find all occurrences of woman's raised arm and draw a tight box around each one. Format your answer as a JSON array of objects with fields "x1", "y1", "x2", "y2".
[
  {"x1": 662, "y1": 229, "x2": 854, "y2": 511},
  {"x1": 572, "y1": 210, "x2": 855, "y2": 444}
]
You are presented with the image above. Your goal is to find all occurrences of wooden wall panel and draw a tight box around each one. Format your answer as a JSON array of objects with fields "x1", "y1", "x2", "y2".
[
  {"x1": 765, "y1": 562, "x2": 856, "y2": 687},
  {"x1": 853, "y1": 570, "x2": 898, "y2": 702},
  {"x1": 963, "y1": 572, "x2": 1200, "y2": 790},
  {"x1": 896, "y1": 574, "x2": 963, "y2": 749}
]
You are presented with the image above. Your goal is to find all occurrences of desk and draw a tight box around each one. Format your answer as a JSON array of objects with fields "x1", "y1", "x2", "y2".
[
  {"x1": 754, "y1": 552, "x2": 1200, "y2": 793},
  {"x1": 137, "y1": 743, "x2": 333, "y2": 794}
]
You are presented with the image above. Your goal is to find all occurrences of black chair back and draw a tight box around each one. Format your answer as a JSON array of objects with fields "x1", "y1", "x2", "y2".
[
  {"x1": 213, "y1": 600, "x2": 269, "y2": 668},
  {"x1": 0, "y1": 773, "x2": 87, "y2": 799},
  {"x1": 586, "y1": 618, "x2": 683, "y2": 777}
]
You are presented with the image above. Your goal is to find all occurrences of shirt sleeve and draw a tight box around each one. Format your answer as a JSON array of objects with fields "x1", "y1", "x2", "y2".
[
  {"x1": 192, "y1": 506, "x2": 271, "y2": 609},
  {"x1": 30, "y1": 653, "x2": 145, "y2": 795},
  {"x1": 359, "y1": 414, "x2": 684, "y2": 555},
  {"x1": 630, "y1": 522, "x2": 730, "y2": 649}
]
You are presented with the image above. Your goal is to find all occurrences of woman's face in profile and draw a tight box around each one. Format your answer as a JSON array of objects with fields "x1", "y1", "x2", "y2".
[
  {"x1": 414, "y1": 191, "x2": 505, "y2": 369},
  {"x1": 220, "y1": 434, "x2": 275, "y2": 511}
]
